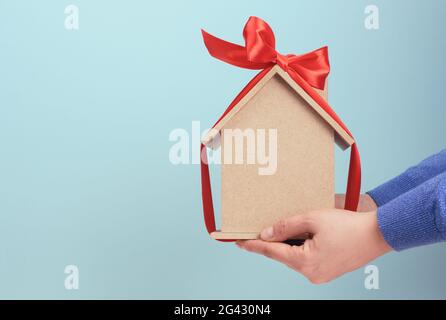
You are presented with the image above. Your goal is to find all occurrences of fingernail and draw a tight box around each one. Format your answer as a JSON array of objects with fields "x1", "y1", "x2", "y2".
[{"x1": 260, "y1": 227, "x2": 274, "y2": 240}]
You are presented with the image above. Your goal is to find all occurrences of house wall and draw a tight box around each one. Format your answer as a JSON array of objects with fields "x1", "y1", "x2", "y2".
[{"x1": 220, "y1": 74, "x2": 334, "y2": 234}]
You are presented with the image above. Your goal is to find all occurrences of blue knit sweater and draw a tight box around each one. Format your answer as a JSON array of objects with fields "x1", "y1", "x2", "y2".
[{"x1": 367, "y1": 149, "x2": 446, "y2": 251}]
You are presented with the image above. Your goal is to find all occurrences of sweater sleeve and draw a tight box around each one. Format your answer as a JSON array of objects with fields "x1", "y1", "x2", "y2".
[
  {"x1": 367, "y1": 149, "x2": 446, "y2": 207},
  {"x1": 377, "y1": 172, "x2": 446, "y2": 251}
]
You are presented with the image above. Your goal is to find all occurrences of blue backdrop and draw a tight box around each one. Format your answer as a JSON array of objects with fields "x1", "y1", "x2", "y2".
[{"x1": 1, "y1": 0, "x2": 445, "y2": 299}]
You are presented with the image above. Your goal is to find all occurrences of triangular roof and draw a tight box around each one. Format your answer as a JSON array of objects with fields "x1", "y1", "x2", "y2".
[{"x1": 202, "y1": 65, "x2": 354, "y2": 150}]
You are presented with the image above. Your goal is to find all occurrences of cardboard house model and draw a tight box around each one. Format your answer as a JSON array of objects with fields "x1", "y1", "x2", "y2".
[{"x1": 202, "y1": 65, "x2": 354, "y2": 240}]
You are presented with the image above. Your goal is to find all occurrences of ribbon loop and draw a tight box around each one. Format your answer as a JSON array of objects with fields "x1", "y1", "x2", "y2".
[{"x1": 243, "y1": 16, "x2": 277, "y2": 64}]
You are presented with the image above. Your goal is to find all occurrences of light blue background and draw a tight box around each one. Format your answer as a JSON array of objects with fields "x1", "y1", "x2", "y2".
[{"x1": 1, "y1": 0, "x2": 445, "y2": 299}]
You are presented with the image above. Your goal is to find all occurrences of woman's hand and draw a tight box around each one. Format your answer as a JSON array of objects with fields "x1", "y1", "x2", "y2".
[{"x1": 236, "y1": 195, "x2": 391, "y2": 284}]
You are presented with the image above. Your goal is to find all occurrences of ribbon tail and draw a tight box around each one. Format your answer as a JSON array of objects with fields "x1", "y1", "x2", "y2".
[
  {"x1": 201, "y1": 29, "x2": 270, "y2": 70},
  {"x1": 344, "y1": 143, "x2": 361, "y2": 211},
  {"x1": 200, "y1": 143, "x2": 235, "y2": 242}
]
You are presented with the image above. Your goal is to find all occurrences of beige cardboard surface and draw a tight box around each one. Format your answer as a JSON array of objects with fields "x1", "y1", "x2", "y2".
[
  {"x1": 215, "y1": 74, "x2": 335, "y2": 239},
  {"x1": 211, "y1": 232, "x2": 260, "y2": 240}
]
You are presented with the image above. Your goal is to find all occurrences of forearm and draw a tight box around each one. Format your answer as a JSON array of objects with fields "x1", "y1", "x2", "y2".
[
  {"x1": 367, "y1": 149, "x2": 446, "y2": 206},
  {"x1": 377, "y1": 171, "x2": 446, "y2": 251}
]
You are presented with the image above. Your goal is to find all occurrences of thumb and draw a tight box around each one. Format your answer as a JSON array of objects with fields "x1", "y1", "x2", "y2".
[{"x1": 260, "y1": 213, "x2": 317, "y2": 242}]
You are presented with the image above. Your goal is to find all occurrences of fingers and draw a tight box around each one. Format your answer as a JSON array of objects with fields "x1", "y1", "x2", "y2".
[
  {"x1": 260, "y1": 214, "x2": 317, "y2": 242},
  {"x1": 237, "y1": 240, "x2": 306, "y2": 269}
]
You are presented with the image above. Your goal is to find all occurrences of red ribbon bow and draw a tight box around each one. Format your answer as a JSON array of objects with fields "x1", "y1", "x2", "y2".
[
  {"x1": 200, "y1": 17, "x2": 362, "y2": 239},
  {"x1": 202, "y1": 16, "x2": 330, "y2": 91}
]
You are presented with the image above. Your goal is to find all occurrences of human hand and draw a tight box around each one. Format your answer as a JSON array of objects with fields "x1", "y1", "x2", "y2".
[{"x1": 236, "y1": 198, "x2": 391, "y2": 284}]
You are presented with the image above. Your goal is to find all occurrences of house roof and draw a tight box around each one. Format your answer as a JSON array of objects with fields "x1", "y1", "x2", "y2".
[{"x1": 202, "y1": 65, "x2": 355, "y2": 150}]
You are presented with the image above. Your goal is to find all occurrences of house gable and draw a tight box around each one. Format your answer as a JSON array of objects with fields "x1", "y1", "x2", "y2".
[{"x1": 202, "y1": 65, "x2": 354, "y2": 150}]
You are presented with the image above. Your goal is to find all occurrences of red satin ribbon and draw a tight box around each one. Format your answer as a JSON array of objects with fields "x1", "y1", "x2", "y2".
[{"x1": 201, "y1": 17, "x2": 361, "y2": 239}]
